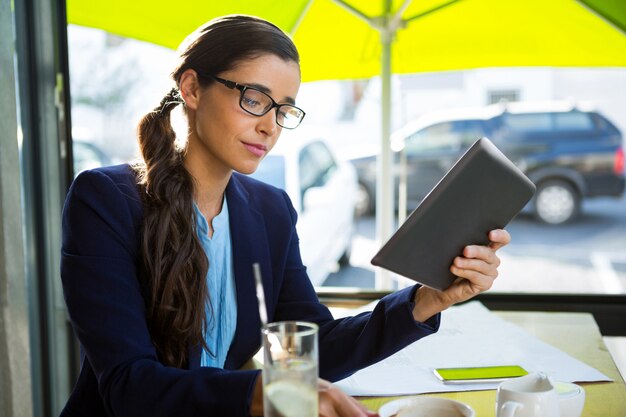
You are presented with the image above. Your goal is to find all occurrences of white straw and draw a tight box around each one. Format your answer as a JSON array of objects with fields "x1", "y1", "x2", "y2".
[{"x1": 253, "y1": 263, "x2": 268, "y2": 326}]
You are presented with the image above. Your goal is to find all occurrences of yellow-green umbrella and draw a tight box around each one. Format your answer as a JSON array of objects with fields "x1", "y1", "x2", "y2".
[
  {"x1": 66, "y1": 0, "x2": 626, "y2": 287},
  {"x1": 67, "y1": 0, "x2": 626, "y2": 81}
]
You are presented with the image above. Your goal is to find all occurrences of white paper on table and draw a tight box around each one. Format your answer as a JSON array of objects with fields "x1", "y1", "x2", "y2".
[{"x1": 334, "y1": 301, "x2": 611, "y2": 396}]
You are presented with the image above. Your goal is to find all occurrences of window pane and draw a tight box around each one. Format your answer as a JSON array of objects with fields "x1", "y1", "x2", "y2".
[
  {"x1": 299, "y1": 146, "x2": 319, "y2": 191},
  {"x1": 488, "y1": 89, "x2": 519, "y2": 105},
  {"x1": 68, "y1": 25, "x2": 175, "y2": 175},
  {"x1": 332, "y1": 70, "x2": 626, "y2": 294},
  {"x1": 67, "y1": 28, "x2": 626, "y2": 296},
  {"x1": 503, "y1": 113, "x2": 552, "y2": 132},
  {"x1": 554, "y1": 112, "x2": 594, "y2": 131},
  {"x1": 307, "y1": 141, "x2": 337, "y2": 186},
  {"x1": 405, "y1": 122, "x2": 461, "y2": 154},
  {"x1": 459, "y1": 120, "x2": 488, "y2": 145}
]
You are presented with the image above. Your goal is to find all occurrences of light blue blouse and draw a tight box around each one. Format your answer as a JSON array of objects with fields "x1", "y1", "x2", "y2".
[{"x1": 193, "y1": 197, "x2": 237, "y2": 369}]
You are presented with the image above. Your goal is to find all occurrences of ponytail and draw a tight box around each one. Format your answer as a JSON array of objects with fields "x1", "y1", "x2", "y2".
[
  {"x1": 132, "y1": 14, "x2": 299, "y2": 368},
  {"x1": 133, "y1": 88, "x2": 209, "y2": 368}
]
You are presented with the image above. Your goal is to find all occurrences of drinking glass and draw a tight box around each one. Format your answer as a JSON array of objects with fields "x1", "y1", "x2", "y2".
[{"x1": 262, "y1": 321, "x2": 318, "y2": 417}]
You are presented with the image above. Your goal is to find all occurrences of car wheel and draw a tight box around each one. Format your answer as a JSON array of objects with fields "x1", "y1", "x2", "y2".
[
  {"x1": 534, "y1": 180, "x2": 580, "y2": 225},
  {"x1": 355, "y1": 183, "x2": 373, "y2": 217}
]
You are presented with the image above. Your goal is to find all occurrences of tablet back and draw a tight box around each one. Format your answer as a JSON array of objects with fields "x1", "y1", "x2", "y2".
[{"x1": 371, "y1": 137, "x2": 536, "y2": 291}]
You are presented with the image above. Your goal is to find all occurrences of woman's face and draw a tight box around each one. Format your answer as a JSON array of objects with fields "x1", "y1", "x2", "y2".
[{"x1": 184, "y1": 53, "x2": 301, "y2": 177}]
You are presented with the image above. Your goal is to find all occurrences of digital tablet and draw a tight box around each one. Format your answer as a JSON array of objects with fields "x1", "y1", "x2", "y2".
[{"x1": 371, "y1": 137, "x2": 536, "y2": 291}]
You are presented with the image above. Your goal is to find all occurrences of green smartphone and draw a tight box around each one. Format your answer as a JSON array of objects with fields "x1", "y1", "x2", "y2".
[{"x1": 433, "y1": 365, "x2": 528, "y2": 384}]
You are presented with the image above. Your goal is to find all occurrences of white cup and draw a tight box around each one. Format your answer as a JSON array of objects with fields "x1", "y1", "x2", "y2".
[
  {"x1": 379, "y1": 396, "x2": 476, "y2": 417},
  {"x1": 496, "y1": 373, "x2": 585, "y2": 417},
  {"x1": 553, "y1": 381, "x2": 586, "y2": 417}
]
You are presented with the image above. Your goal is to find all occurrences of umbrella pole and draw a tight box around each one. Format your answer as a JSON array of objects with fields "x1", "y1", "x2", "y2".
[
  {"x1": 375, "y1": 5, "x2": 395, "y2": 290},
  {"x1": 375, "y1": 0, "x2": 415, "y2": 290}
]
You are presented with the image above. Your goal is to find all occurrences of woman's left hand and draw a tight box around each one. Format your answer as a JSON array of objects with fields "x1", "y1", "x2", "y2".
[
  {"x1": 412, "y1": 229, "x2": 511, "y2": 322},
  {"x1": 444, "y1": 228, "x2": 510, "y2": 303}
]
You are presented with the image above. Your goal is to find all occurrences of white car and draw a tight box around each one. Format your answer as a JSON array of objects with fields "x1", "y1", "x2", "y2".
[{"x1": 250, "y1": 130, "x2": 358, "y2": 286}]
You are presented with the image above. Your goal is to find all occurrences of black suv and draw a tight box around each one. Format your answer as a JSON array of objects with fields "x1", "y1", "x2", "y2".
[{"x1": 351, "y1": 102, "x2": 625, "y2": 224}]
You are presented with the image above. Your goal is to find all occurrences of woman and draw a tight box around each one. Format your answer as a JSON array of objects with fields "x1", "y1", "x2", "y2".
[{"x1": 60, "y1": 15, "x2": 510, "y2": 417}]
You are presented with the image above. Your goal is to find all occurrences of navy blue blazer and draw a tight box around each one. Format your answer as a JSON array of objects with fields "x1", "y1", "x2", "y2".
[{"x1": 60, "y1": 164, "x2": 440, "y2": 417}]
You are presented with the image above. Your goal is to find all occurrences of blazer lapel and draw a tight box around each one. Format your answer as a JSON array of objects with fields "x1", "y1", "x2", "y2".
[{"x1": 223, "y1": 174, "x2": 273, "y2": 369}]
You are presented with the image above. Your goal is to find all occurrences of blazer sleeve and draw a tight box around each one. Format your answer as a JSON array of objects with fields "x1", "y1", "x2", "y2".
[
  {"x1": 270, "y1": 190, "x2": 441, "y2": 382},
  {"x1": 61, "y1": 169, "x2": 258, "y2": 417}
]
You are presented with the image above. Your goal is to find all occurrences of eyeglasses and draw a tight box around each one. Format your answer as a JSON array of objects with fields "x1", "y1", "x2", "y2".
[{"x1": 198, "y1": 72, "x2": 306, "y2": 129}]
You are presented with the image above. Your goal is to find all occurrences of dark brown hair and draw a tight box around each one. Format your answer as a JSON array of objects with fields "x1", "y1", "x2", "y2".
[{"x1": 133, "y1": 15, "x2": 299, "y2": 368}]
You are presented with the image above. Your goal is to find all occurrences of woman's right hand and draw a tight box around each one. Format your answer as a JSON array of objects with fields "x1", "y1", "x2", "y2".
[
  {"x1": 318, "y1": 379, "x2": 378, "y2": 417},
  {"x1": 250, "y1": 376, "x2": 378, "y2": 416}
]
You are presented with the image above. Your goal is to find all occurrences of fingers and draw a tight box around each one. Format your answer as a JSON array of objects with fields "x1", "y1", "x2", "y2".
[
  {"x1": 443, "y1": 229, "x2": 509, "y2": 303},
  {"x1": 450, "y1": 243, "x2": 501, "y2": 291},
  {"x1": 451, "y1": 256, "x2": 499, "y2": 278},
  {"x1": 488, "y1": 229, "x2": 511, "y2": 251},
  {"x1": 462, "y1": 244, "x2": 499, "y2": 264},
  {"x1": 452, "y1": 229, "x2": 508, "y2": 277},
  {"x1": 450, "y1": 263, "x2": 496, "y2": 293},
  {"x1": 318, "y1": 380, "x2": 378, "y2": 417}
]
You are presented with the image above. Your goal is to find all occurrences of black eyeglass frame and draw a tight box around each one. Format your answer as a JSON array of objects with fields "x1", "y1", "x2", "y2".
[{"x1": 196, "y1": 71, "x2": 306, "y2": 129}]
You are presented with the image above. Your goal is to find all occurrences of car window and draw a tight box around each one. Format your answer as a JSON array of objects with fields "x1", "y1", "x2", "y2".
[
  {"x1": 299, "y1": 141, "x2": 337, "y2": 193},
  {"x1": 404, "y1": 121, "x2": 476, "y2": 154},
  {"x1": 503, "y1": 113, "x2": 552, "y2": 132},
  {"x1": 299, "y1": 147, "x2": 318, "y2": 192},
  {"x1": 459, "y1": 120, "x2": 487, "y2": 145},
  {"x1": 591, "y1": 113, "x2": 620, "y2": 135},
  {"x1": 553, "y1": 111, "x2": 595, "y2": 131},
  {"x1": 249, "y1": 155, "x2": 286, "y2": 189},
  {"x1": 310, "y1": 142, "x2": 337, "y2": 183}
]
